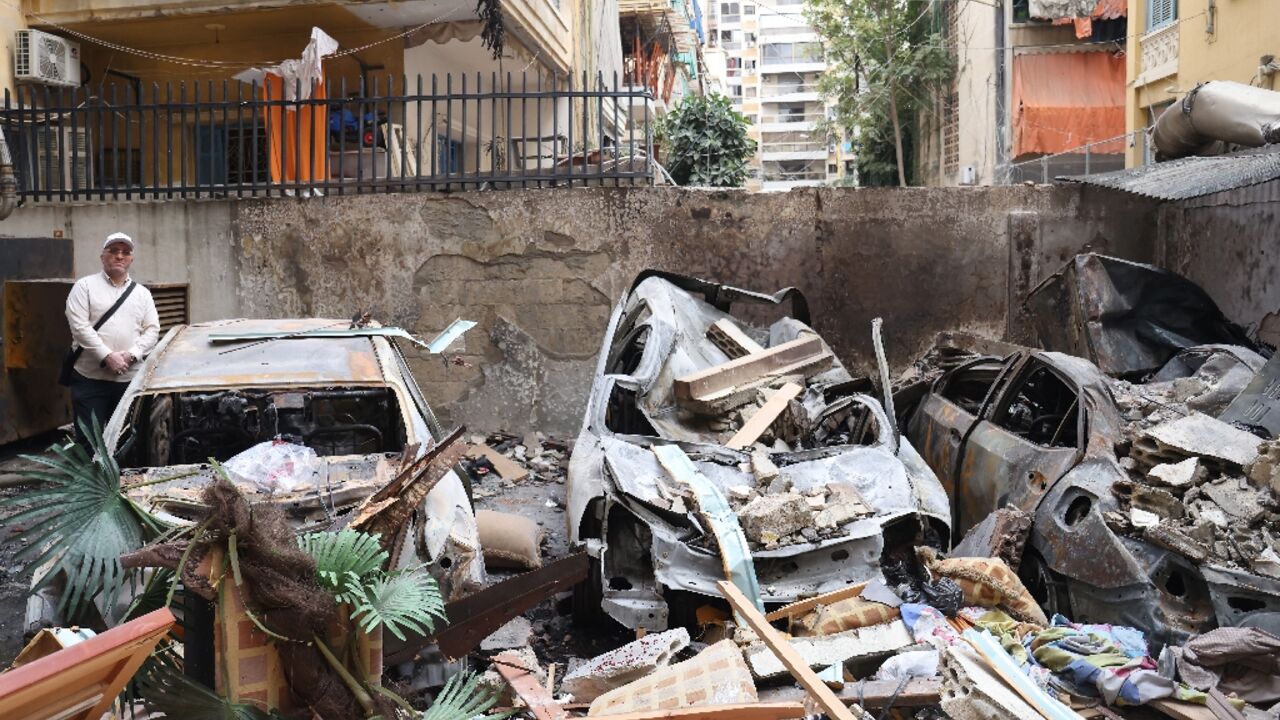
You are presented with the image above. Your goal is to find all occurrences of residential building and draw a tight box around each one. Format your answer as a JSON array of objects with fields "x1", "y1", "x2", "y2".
[
  {"x1": 2, "y1": 1, "x2": 637, "y2": 199},
  {"x1": 1127, "y1": 0, "x2": 1280, "y2": 167},
  {"x1": 703, "y1": 0, "x2": 850, "y2": 191},
  {"x1": 918, "y1": 0, "x2": 1129, "y2": 186},
  {"x1": 618, "y1": 0, "x2": 703, "y2": 127}
]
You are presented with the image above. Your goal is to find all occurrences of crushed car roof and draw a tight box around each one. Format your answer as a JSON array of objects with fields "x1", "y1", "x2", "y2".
[{"x1": 142, "y1": 319, "x2": 387, "y2": 391}]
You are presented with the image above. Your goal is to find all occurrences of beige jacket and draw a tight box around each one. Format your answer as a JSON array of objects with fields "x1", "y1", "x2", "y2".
[{"x1": 65, "y1": 272, "x2": 161, "y2": 382}]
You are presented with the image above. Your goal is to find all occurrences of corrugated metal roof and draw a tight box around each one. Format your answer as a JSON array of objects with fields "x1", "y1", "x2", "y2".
[{"x1": 1060, "y1": 146, "x2": 1280, "y2": 200}]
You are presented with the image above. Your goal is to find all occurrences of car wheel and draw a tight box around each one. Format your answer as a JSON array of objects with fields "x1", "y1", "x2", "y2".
[{"x1": 1018, "y1": 548, "x2": 1072, "y2": 619}]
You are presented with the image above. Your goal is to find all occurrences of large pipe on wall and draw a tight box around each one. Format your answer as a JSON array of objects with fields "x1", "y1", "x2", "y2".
[
  {"x1": 1153, "y1": 80, "x2": 1280, "y2": 160},
  {"x1": 0, "y1": 127, "x2": 16, "y2": 220}
]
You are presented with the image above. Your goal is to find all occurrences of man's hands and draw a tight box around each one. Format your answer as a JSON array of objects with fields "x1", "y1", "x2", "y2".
[{"x1": 104, "y1": 351, "x2": 134, "y2": 375}]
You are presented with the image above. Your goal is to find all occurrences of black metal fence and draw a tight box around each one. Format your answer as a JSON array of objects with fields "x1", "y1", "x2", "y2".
[{"x1": 1, "y1": 72, "x2": 657, "y2": 202}]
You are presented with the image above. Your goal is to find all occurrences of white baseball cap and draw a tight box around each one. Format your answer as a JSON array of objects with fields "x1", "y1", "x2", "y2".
[{"x1": 103, "y1": 232, "x2": 134, "y2": 251}]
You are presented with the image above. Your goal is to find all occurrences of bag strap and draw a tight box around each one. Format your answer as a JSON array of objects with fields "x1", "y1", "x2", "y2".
[{"x1": 74, "y1": 281, "x2": 137, "y2": 351}]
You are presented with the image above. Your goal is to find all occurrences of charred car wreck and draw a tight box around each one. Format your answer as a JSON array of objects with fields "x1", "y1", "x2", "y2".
[
  {"x1": 27, "y1": 318, "x2": 484, "y2": 630},
  {"x1": 904, "y1": 255, "x2": 1280, "y2": 650},
  {"x1": 568, "y1": 272, "x2": 950, "y2": 630}
]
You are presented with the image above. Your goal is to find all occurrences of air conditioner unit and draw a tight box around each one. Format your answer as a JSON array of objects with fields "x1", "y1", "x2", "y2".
[{"x1": 14, "y1": 29, "x2": 81, "y2": 88}]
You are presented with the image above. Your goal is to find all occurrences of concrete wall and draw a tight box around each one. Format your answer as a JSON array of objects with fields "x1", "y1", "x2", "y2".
[
  {"x1": 1157, "y1": 179, "x2": 1280, "y2": 347},
  {"x1": 1, "y1": 184, "x2": 1157, "y2": 436}
]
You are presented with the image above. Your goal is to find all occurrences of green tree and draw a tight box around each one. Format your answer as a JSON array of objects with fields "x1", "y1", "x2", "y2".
[
  {"x1": 658, "y1": 93, "x2": 756, "y2": 187},
  {"x1": 807, "y1": 0, "x2": 952, "y2": 186}
]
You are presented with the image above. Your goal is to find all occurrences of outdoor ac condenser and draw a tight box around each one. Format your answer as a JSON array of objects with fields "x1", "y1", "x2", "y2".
[{"x1": 14, "y1": 29, "x2": 81, "y2": 88}]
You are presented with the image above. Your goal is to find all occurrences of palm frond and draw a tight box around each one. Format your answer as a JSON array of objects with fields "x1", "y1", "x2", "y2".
[
  {"x1": 422, "y1": 671, "x2": 512, "y2": 720},
  {"x1": 350, "y1": 566, "x2": 446, "y2": 641},
  {"x1": 0, "y1": 417, "x2": 164, "y2": 618},
  {"x1": 297, "y1": 528, "x2": 389, "y2": 604},
  {"x1": 137, "y1": 660, "x2": 281, "y2": 720}
]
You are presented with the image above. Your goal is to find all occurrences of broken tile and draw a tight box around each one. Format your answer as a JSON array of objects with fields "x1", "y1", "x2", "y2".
[
  {"x1": 742, "y1": 619, "x2": 913, "y2": 679},
  {"x1": 587, "y1": 640, "x2": 756, "y2": 716},
  {"x1": 1138, "y1": 412, "x2": 1262, "y2": 469},
  {"x1": 1132, "y1": 485, "x2": 1184, "y2": 519},
  {"x1": 738, "y1": 492, "x2": 810, "y2": 544},
  {"x1": 1147, "y1": 457, "x2": 1207, "y2": 489},
  {"x1": 559, "y1": 627, "x2": 689, "y2": 703}
]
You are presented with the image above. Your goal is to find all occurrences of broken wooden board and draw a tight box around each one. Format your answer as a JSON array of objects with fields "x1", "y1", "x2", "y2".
[
  {"x1": 467, "y1": 443, "x2": 530, "y2": 483},
  {"x1": 765, "y1": 581, "x2": 870, "y2": 622},
  {"x1": 494, "y1": 651, "x2": 568, "y2": 720},
  {"x1": 675, "y1": 335, "x2": 829, "y2": 404},
  {"x1": 351, "y1": 428, "x2": 467, "y2": 550},
  {"x1": 728, "y1": 382, "x2": 803, "y2": 449},
  {"x1": 707, "y1": 319, "x2": 765, "y2": 359},
  {"x1": 385, "y1": 552, "x2": 589, "y2": 663},
  {"x1": 717, "y1": 580, "x2": 858, "y2": 720},
  {"x1": 0, "y1": 607, "x2": 175, "y2": 720},
  {"x1": 1149, "y1": 699, "x2": 1219, "y2": 720},
  {"x1": 592, "y1": 703, "x2": 806, "y2": 720}
]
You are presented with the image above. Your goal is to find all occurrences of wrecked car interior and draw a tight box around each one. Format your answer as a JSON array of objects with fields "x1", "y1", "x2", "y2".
[{"x1": 3, "y1": 259, "x2": 1280, "y2": 720}]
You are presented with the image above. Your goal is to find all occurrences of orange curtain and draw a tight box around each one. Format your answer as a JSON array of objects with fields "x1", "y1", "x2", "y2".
[
  {"x1": 262, "y1": 74, "x2": 329, "y2": 185},
  {"x1": 1012, "y1": 52, "x2": 1125, "y2": 157}
]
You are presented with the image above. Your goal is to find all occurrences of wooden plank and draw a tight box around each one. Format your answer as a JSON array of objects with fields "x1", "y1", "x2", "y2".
[
  {"x1": 675, "y1": 335, "x2": 825, "y2": 402},
  {"x1": 1150, "y1": 699, "x2": 1218, "y2": 720},
  {"x1": 493, "y1": 652, "x2": 567, "y2": 720},
  {"x1": 727, "y1": 382, "x2": 803, "y2": 449},
  {"x1": 765, "y1": 582, "x2": 870, "y2": 622},
  {"x1": 467, "y1": 443, "x2": 529, "y2": 483},
  {"x1": 716, "y1": 580, "x2": 858, "y2": 720},
  {"x1": 0, "y1": 607, "x2": 175, "y2": 720},
  {"x1": 707, "y1": 319, "x2": 765, "y2": 359},
  {"x1": 590, "y1": 703, "x2": 807, "y2": 720}
]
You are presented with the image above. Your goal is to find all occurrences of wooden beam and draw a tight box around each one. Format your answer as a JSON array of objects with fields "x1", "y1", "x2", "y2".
[
  {"x1": 1150, "y1": 699, "x2": 1218, "y2": 720},
  {"x1": 675, "y1": 335, "x2": 827, "y2": 402},
  {"x1": 727, "y1": 382, "x2": 803, "y2": 450},
  {"x1": 716, "y1": 580, "x2": 858, "y2": 720},
  {"x1": 707, "y1": 319, "x2": 765, "y2": 359},
  {"x1": 590, "y1": 703, "x2": 807, "y2": 720},
  {"x1": 765, "y1": 582, "x2": 870, "y2": 622},
  {"x1": 493, "y1": 652, "x2": 567, "y2": 720}
]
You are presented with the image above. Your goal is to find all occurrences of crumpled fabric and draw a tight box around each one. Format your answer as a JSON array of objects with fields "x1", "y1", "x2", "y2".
[
  {"x1": 900, "y1": 603, "x2": 960, "y2": 646},
  {"x1": 1028, "y1": 618, "x2": 1196, "y2": 706},
  {"x1": 234, "y1": 27, "x2": 338, "y2": 100},
  {"x1": 1171, "y1": 626, "x2": 1280, "y2": 704}
]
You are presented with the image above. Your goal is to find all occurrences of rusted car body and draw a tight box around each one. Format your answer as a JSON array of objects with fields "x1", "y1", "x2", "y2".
[
  {"x1": 27, "y1": 318, "x2": 483, "y2": 630},
  {"x1": 568, "y1": 273, "x2": 951, "y2": 630},
  {"x1": 906, "y1": 349, "x2": 1280, "y2": 648}
]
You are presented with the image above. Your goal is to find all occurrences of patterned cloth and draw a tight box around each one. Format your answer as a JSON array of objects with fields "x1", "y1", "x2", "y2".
[{"x1": 1172, "y1": 626, "x2": 1280, "y2": 704}]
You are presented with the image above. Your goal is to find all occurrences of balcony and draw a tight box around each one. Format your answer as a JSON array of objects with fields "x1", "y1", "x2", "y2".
[
  {"x1": 756, "y1": 112, "x2": 825, "y2": 131},
  {"x1": 1136, "y1": 22, "x2": 1179, "y2": 86},
  {"x1": 760, "y1": 141, "x2": 827, "y2": 161},
  {"x1": 1, "y1": 74, "x2": 656, "y2": 202},
  {"x1": 759, "y1": 83, "x2": 821, "y2": 103}
]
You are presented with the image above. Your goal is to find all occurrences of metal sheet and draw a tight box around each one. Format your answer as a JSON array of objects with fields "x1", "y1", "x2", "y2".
[
  {"x1": 425, "y1": 318, "x2": 477, "y2": 354},
  {"x1": 652, "y1": 443, "x2": 764, "y2": 613},
  {"x1": 1, "y1": 279, "x2": 73, "y2": 443},
  {"x1": 207, "y1": 324, "x2": 465, "y2": 353},
  {"x1": 1218, "y1": 352, "x2": 1280, "y2": 437},
  {"x1": 1061, "y1": 145, "x2": 1280, "y2": 200}
]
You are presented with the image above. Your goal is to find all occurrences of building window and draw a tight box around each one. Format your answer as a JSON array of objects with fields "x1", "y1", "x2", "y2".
[
  {"x1": 745, "y1": 87, "x2": 757, "y2": 98},
  {"x1": 745, "y1": 5, "x2": 755, "y2": 14},
  {"x1": 942, "y1": 90, "x2": 959, "y2": 175},
  {"x1": 828, "y1": 163, "x2": 837, "y2": 174},
  {"x1": 1012, "y1": 0, "x2": 1031, "y2": 23},
  {"x1": 1147, "y1": 0, "x2": 1177, "y2": 30},
  {"x1": 730, "y1": 84, "x2": 743, "y2": 97}
]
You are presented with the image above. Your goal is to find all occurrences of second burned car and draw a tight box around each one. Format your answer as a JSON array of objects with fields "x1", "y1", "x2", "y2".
[{"x1": 567, "y1": 272, "x2": 951, "y2": 629}]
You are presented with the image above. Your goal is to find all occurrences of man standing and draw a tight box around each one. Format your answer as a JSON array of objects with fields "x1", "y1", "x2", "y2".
[{"x1": 64, "y1": 231, "x2": 160, "y2": 444}]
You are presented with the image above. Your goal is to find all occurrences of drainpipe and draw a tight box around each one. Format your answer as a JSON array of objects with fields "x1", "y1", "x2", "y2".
[{"x1": 0, "y1": 126, "x2": 17, "y2": 221}]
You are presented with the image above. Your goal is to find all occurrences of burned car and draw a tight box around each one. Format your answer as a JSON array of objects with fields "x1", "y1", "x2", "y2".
[
  {"x1": 905, "y1": 345, "x2": 1280, "y2": 648},
  {"x1": 27, "y1": 318, "x2": 483, "y2": 629},
  {"x1": 568, "y1": 272, "x2": 950, "y2": 630}
]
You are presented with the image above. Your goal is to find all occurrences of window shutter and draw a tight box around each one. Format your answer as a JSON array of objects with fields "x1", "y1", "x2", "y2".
[{"x1": 1148, "y1": 0, "x2": 1177, "y2": 30}]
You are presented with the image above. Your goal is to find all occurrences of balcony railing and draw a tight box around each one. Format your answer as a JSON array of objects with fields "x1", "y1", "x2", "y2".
[
  {"x1": 760, "y1": 170, "x2": 826, "y2": 181},
  {"x1": 758, "y1": 112, "x2": 826, "y2": 124},
  {"x1": 1, "y1": 72, "x2": 655, "y2": 202},
  {"x1": 760, "y1": 83, "x2": 821, "y2": 97},
  {"x1": 760, "y1": 142, "x2": 826, "y2": 153}
]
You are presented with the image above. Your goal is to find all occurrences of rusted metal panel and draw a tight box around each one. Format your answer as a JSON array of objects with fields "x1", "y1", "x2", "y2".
[
  {"x1": 959, "y1": 422, "x2": 1079, "y2": 536},
  {"x1": 4, "y1": 279, "x2": 73, "y2": 370},
  {"x1": 144, "y1": 319, "x2": 387, "y2": 391}
]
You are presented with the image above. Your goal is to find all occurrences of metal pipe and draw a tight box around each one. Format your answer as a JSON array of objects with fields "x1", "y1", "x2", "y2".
[
  {"x1": 0, "y1": 126, "x2": 18, "y2": 220},
  {"x1": 1153, "y1": 80, "x2": 1280, "y2": 160}
]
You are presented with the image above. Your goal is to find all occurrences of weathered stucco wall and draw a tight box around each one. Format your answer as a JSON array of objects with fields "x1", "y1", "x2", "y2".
[
  {"x1": 2, "y1": 185, "x2": 1157, "y2": 436},
  {"x1": 1158, "y1": 180, "x2": 1280, "y2": 347}
]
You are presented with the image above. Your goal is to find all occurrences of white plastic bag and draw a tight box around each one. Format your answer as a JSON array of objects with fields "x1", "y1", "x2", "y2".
[{"x1": 223, "y1": 440, "x2": 321, "y2": 494}]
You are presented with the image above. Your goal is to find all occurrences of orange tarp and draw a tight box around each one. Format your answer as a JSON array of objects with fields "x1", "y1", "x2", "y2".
[
  {"x1": 262, "y1": 74, "x2": 329, "y2": 185},
  {"x1": 1012, "y1": 51, "x2": 1125, "y2": 157}
]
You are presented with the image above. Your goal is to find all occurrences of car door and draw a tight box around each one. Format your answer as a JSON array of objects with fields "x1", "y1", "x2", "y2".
[
  {"x1": 956, "y1": 356, "x2": 1085, "y2": 537},
  {"x1": 906, "y1": 356, "x2": 1013, "y2": 510}
]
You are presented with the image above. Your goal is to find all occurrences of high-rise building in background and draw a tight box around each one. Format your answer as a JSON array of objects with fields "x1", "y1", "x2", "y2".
[{"x1": 703, "y1": 0, "x2": 851, "y2": 190}]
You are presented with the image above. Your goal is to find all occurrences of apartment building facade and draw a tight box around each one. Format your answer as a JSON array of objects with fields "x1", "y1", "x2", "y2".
[{"x1": 703, "y1": 0, "x2": 850, "y2": 191}]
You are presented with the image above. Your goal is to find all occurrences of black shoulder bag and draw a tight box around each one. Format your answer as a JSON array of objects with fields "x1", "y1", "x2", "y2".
[{"x1": 58, "y1": 281, "x2": 138, "y2": 386}]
